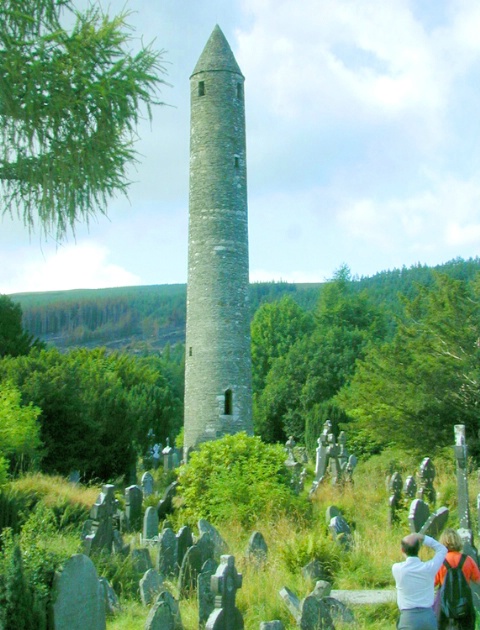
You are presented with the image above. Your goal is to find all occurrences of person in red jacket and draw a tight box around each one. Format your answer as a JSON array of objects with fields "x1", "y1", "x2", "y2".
[{"x1": 434, "y1": 528, "x2": 480, "y2": 630}]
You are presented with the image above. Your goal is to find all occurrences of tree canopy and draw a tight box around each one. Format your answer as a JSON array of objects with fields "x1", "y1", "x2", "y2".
[{"x1": 1, "y1": 0, "x2": 167, "y2": 238}]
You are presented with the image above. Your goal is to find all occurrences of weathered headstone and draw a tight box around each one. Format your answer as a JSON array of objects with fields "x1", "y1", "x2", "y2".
[
  {"x1": 198, "y1": 519, "x2": 228, "y2": 559},
  {"x1": 404, "y1": 475, "x2": 417, "y2": 499},
  {"x1": 143, "y1": 506, "x2": 159, "y2": 542},
  {"x1": 388, "y1": 472, "x2": 403, "y2": 525},
  {"x1": 176, "y1": 525, "x2": 194, "y2": 569},
  {"x1": 141, "y1": 472, "x2": 155, "y2": 498},
  {"x1": 51, "y1": 554, "x2": 106, "y2": 630},
  {"x1": 155, "y1": 590, "x2": 183, "y2": 630},
  {"x1": 152, "y1": 443, "x2": 162, "y2": 470},
  {"x1": 125, "y1": 485, "x2": 143, "y2": 531},
  {"x1": 260, "y1": 622, "x2": 284, "y2": 630},
  {"x1": 285, "y1": 436, "x2": 297, "y2": 465},
  {"x1": 69, "y1": 470, "x2": 80, "y2": 484},
  {"x1": 198, "y1": 558, "x2": 218, "y2": 626},
  {"x1": 132, "y1": 548, "x2": 153, "y2": 574},
  {"x1": 157, "y1": 481, "x2": 178, "y2": 520},
  {"x1": 178, "y1": 544, "x2": 203, "y2": 597},
  {"x1": 99, "y1": 577, "x2": 121, "y2": 616},
  {"x1": 417, "y1": 457, "x2": 436, "y2": 505},
  {"x1": 302, "y1": 560, "x2": 327, "y2": 583},
  {"x1": 83, "y1": 484, "x2": 119, "y2": 555},
  {"x1": 145, "y1": 597, "x2": 175, "y2": 630},
  {"x1": 329, "y1": 515, "x2": 353, "y2": 550},
  {"x1": 408, "y1": 499, "x2": 430, "y2": 533},
  {"x1": 163, "y1": 438, "x2": 174, "y2": 472},
  {"x1": 197, "y1": 532, "x2": 215, "y2": 565},
  {"x1": 279, "y1": 586, "x2": 301, "y2": 623},
  {"x1": 140, "y1": 569, "x2": 164, "y2": 606},
  {"x1": 157, "y1": 527, "x2": 178, "y2": 577},
  {"x1": 419, "y1": 507, "x2": 449, "y2": 538},
  {"x1": 325, "y1": 506, "x2": 341, "y2": 525},
  {"x1": 205, "y1": 555, "x2": 243, "y2": 630},
  {"x1": 245, "y1": 531, "x2": 268, "y2": 566}
]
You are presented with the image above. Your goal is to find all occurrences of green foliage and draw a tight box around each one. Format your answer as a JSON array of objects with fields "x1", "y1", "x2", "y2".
[
  {"x1": 0, "y1": 383, "x2": 41, "y2": 476},
  {"x1": 304, "y1": 402, "x2": 352, "y2": 458},
  {"x1": 177, "y1": 433, "x2": 305, "y2": 527},
  {"x1": 0, "y1": 296, "x2": 42, "y2": 358},
  {"x1": 0, "y1": 542, "x2": 37, "y2": 630},
  {"x1": 336, "y1": 273, "x2": 480, "y2": 455},
  {"x1": 0, "y1": 0, "x2": 168, "y2": 239}
]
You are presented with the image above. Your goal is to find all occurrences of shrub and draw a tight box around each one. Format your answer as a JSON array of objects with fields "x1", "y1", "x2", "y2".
[{"x1": 177, "y1": 433, "x2": 306, "y2": 527}]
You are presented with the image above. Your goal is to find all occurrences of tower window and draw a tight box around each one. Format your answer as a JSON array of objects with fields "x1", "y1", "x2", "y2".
[
  {"x1": 189, "y1": 347, "x2": 193, "y2": 356},
  {"x1": 198, "y1": 81, "x2": 205, "y2": 96},
  {"x1": 234, "y1": 156, "x2": 239, "y2": 168},
  {"x1": 224, "y1": 389, "x2": 233, "y2": 415},
  {"x1": 236, "y1": 83, "x2": 243, "y2": 99}
]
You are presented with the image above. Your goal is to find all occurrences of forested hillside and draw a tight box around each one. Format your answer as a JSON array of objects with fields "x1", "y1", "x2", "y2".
[{"x1": 9, "y1": 257, "x2": 480, "y2": 353}]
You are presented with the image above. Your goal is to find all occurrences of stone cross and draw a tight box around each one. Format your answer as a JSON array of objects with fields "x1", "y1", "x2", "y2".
[
  {"x1": 388, "y1": 472, "x2": 403, "y2": 525},
  {"x1": 285, "y1": 436, "x2": 296, "y2": 465},
  {"x1": 417, "y1": 457, "x2": 436, "y2": 505},
  {"x1": 205, "y1": 555, "x2": 243, "y2": 630},
  {"x1": 163, "y1": 438, "x2": 173, "y2": 472},
  {"x1": 454, "y1": 424, "x2": 471, "y2": 531},
  {"x1": 83, "y1": 484, "x2": 119, "y2": 554}
]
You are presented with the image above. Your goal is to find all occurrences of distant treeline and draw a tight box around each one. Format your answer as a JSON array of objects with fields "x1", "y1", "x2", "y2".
[{"x1": 9, "y1": 257, "x2": 480, "y2": 351}]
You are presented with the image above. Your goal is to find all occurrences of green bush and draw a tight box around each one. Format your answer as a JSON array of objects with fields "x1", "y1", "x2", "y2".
[{"x1": 177, "y1": 433, "x2": 307, "y2": 527}]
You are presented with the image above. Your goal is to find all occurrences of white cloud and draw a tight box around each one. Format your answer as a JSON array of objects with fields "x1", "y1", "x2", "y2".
[{"x1": 1, "y1": 242, "x2": 141, "y2": 294}]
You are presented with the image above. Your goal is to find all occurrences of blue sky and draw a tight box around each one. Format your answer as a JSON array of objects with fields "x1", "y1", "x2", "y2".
[{"x1": 1, "y1": 0, "x2": 480, "y2": 294}]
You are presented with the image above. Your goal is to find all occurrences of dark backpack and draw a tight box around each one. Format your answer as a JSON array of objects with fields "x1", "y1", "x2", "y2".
[{"x1": 440, "y1": 554, "x2": 473, "y2": 620}]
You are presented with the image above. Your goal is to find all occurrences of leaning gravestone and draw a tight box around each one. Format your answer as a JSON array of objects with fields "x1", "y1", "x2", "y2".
[
  {"x1": 132, "y1": 548, "x2": 153, "y2": 574},
  {"x1": 408, "y1": 499, "x2": 431, "y2": 533},
  {"x1": 143, "y1": 507, "x2": 159, "y2": 542},
  {"x1": 198, "y1": 519, "x2": 228, "y2": 559},
  {"x1": 51, "y1": 554, "x2": 106, "y2": 630},
  {"x1": 125, "y1": 485, "x2": 143, "y2": 531},
  {"x1": 99, "y1": 577, "x2": 121, "y2": 616},
  {"x1": 157, "y1": 481, "x2": 178, "y2": 520},
  {"x1": 206, "y1": 555, "x2": 243, "y2": 630},
  {"x1": 419, "y1": 507, "x2": 449, "y2": 538},
  {"x1": 145, "y1": 598, "x2": 174, "y2": 630},
  {"x1": 140, "y1": 569, "x2": 164, "y2": 606},
  {"x1": 176, "y1": 525, "x2": 194, "y2": 569},
  {"x1": 198, "y1": 558, "x2": 218, "y2": 626},
  {"x1": 157, "y1": 527, "x2": 178, "y2": 577},
  {"x1": 329, "y1": 515, "x2": 353, "y2": 550},
  {"x1": 245, "y1": 531, "x2": 268, "y2": 566},
  {"x1": 197, "y1": 531, "x2": 215, "y2": 565},
  {"x1": 178, "y1": 544, "x2": 203, "y2": 597}
]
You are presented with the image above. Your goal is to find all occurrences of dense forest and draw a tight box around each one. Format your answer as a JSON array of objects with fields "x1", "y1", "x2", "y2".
[{"x1": 10, "y1": 256, "x2": 480, "y2": 353}]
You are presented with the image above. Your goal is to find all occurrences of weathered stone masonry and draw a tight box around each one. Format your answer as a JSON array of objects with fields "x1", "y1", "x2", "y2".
[{"x1": 184, "y1": 25, "x2": 253, "y2": 452}]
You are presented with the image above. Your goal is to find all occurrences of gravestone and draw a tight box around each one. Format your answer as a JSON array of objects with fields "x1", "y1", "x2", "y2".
[
  {"x1": 314, "y1": 420, "x2": 332, "y2": 481},
  {"x1": 198, "y1": 519, "x2": 228, "y2": 559},
  {"x1": 325, "y1": 506, "x2": 341, "y2": 525},
  {"x1": 408, "y1": 499, "x2": 430, "y2": 533},
  {"x1": 454, "y1": 425, "x2": 472, "y2": 534},
  {"x1": 145, "y1": 598, "x2": 174, "y2": 630},
  {"x1": 157, "y1": 481, "x2": 178, "y2": 520},
  {"x1": 205, "y1": 555, "x2": 243, "y2": 630},
  {"x1": 178, "y1": 544, "x2": 203, "y2": 597},
  {"x1": 329, "y1": 515, "x2": 353, "y2": 550},
  {"x1": 404, "y1": 475, "x2": 417, "y2": 498},
  {"x1": 51, "y1": 554, "x2": 106, "y2": 630},
  {"x1": 417, "y1": 457, "x2": 436, "y2": 505},
  {"x1": 155, "y1": 590, "x2": 183, "y2": 630},
  {"x1": 197, "y1": 532, "x2": 215, "y2": 565},
  {"x1": 285, "y1": 436, "x2": 297, "y2": 465},
  {"x1": 69, "y1": 470, "x2": 80, "y2": 484},
  {"x1": 302, "y1": 560, "x2": 327, "y2": 583},
  {"x1": 419, "y1": 507, "x2": 449, "y2": 538},
  {"x1": 98, "y1": 577, "x2": 121, "y2": 616},
  {"x1": 125, "y1": 485, "x2": 143, "y2": 531},
  {"x1": 260, "y1": 623, "x2": 284, "y2": 630},
  {"x1": 388, "y1": 472, "x2": 403, "y2": 525},
  {"x1": 172, "y1": 449, "x2": 181, "y2": 469},
  {"x1": 83, "y1": 484, "x2": 119, "y2": 555},
  {"x1": 198, "y1": 558, "x2": 218, "y2": 625},
  {"x1": 245, "y1": 531, "x2": 268, "y2": 566},
  {"x1": 140, "y1": 569, "x2": 164, "y2": 606},
  {"x1": 279, "y1": 586, "x2": 301, "y2": 623},
  {"x1": 157, "y1": 527, "x2": 178, "y2": 577},
  {"x1": 132, "y1": 548, "x2": 153, "y2": 574},
  {"x1": 176, "y1": 525, "x2": 194, "y2": 569},
  {"x1": 163, "y1": 438, "x2": 174, "y2": 472},
  {"x1": 142, "y1": 472, "x2": 155, "y2": 497},
  {"x1": 280, "y1": 583, "x2": 347, "y2": 630},
  {"x1": 143, "y1": 506, "x2": 159, "y2": 542},
  {"x1": 152, "y1": 443, "x2": 162, "y2": 470}
]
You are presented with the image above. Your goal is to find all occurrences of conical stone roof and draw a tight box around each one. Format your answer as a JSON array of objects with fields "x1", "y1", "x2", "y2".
[{"x1": 191, "y1": 24, "x2": 243, "y2": 77}]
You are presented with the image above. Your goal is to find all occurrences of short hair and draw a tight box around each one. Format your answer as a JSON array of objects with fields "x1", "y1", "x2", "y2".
[
  {"x1": 440, "y1": 528, "x2": 463, "y2": 552},
  {"x1": 401, "y1": 537, "x2": 420, "y2": 557}
]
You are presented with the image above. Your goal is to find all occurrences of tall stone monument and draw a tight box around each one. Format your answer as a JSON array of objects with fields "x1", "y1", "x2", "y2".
[{"x1": 184, "y1": 25, "x2": 253, "y2": 455}]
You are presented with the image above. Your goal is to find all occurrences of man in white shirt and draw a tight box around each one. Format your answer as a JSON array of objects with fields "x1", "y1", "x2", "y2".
[{"x1": 392, "y1": 532, "x2": 447, "y2": 629}]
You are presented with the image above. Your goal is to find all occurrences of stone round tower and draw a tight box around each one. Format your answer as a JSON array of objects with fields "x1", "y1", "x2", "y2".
[{"x1": 184, "y1": 25, "x2": 253, "y2": 453}]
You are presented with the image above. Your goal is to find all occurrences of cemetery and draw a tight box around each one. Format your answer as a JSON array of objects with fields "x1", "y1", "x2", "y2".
[{"x1": 1, "y1": 425, "x2": 480, "y2": 629}]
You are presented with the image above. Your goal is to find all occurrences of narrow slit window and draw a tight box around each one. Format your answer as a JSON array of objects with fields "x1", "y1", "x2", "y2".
[
  {"x1": 224, "y1": 389, "x2": 233, "y2": 415},
  {"x1": 234, "y1": 156, "x2": 239, "y2": 168},
  {"x1": 236, "y1": 82, "x2": 243, "y2": 99},
  {"x1": 189, "y1": 347, "x2": 193, "y2": 357},
  {"x1": 198, "y1": 81, "x2": 205, "y2": 96}
]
